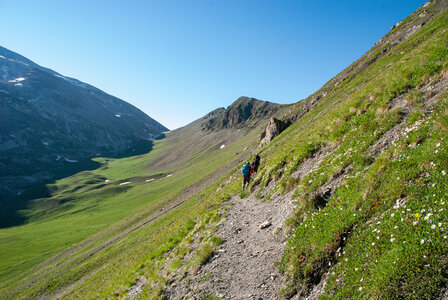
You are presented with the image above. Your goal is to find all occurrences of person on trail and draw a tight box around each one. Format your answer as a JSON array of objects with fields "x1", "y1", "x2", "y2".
[
  {"x1": 241, "y1": 161, "x2": 253, "y2": 190},
  {"x1": 252, "y1": 154, "x2": 260, "y2": 173}
]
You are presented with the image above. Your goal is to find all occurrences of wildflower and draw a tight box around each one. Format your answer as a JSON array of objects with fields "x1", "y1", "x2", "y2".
[
  {"x1": 443, "y1": 170, "x2": 446, "y2": 176},
  {"x1": 359, "y1": 287, "x2": 363, "y2": 291},
  {"x1": 390, "y1": 238, "x2": 396, "y2": 242},
  {"x1": 371, "y1": 242, "x2": 375, "y2": 246},
  {"x1": 394, "y1": 226, "x2": 398, "y2": 229},
  {"x1": 431, "y1": 224, "x2": 436, "y2": 229},
  {"x1": 439, "y1": 223, "x2": 442, "y2": 227},
  {"x1": 436, "y1": 143, "x2": 441, "y2": 147},
  {"x1": 415, "y1": 213, "x2": 421, "y2": 219},
  {"x1": 377, "y1": 236, "x2": 380, "y2": 240},
  {"x1": 391, "y1": 213, "x2": 395, "y2": 217},
  {"x1": 421, "y1": 239, "x2": 425, "y2": 244},
  {"x1": 413, "y1": 221, "x2": 418, "y2": 225},
  {"x1": 444, "y1": 235, "x2": 447, "y2": 239}
]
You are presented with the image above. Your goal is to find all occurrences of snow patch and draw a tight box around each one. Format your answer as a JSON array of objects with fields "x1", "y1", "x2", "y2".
[
  {"x1": 119, "y1": 181, "x2": 132, "y2": 185},
  {"x1": 56, "y1": 155, "x2": 61, "y2": 161},
  {"x1": 0, "y1": 56, "x2": 29, "y2": 66},
  {"x1": 145, "y1": 179, "x2": 155, "y2": 183},
  {"x1": 14, "y1": 83, "x2": 23, "y2": 87},
  {"x1": 115, "y1": 113, "x2": 121, "y2": 118},
  {"x1": 0, "y1": 90, "x2": 10, "y2": 94},
  {"x1": 42, "y1": 141, "x2": 50, "y2": 146},
  {"x1": 105, "y1": 179, "x2": 111, "y2": 183},
  {"x1": 8, "y1": 77, "x2": 25, "y2": 83},
  {"x1": 64, "y1": 157, "x2": 78, "y2": 163},
  {"x1": 220, "y1": 144, "x2": 226, "y2": 149},
  {"x1": 166, "y1": 174, "x2": 173, "y2": 178}
]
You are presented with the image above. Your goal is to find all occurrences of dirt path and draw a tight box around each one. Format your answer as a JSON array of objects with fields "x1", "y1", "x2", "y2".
[{"x1": 165, "y1": 190, "x2": 295, "y2": 299}]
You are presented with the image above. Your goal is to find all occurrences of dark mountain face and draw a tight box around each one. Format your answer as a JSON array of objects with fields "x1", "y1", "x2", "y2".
[
  {"x1": 201, "y1": 97, "x2": 285, "y2": 131},
  {"x1": 0, "y1": 46, "x2": 168, "y2": 205}
]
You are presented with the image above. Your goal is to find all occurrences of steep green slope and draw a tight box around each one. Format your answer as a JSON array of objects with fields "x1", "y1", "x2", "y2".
[
  {"x1": 0, "y1": 97, "x2": 286, "y2": 298},
  {"x1": 2, "y1": 1, "x2": 448, "y2": 299},
  {"x1": 248, "y1": 2, "x2": 448, "y2": 298}
]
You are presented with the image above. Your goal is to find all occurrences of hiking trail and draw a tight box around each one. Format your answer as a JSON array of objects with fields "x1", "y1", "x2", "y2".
[{"x1": 163, "y1": 190, "x2": 296, "y2": 299}]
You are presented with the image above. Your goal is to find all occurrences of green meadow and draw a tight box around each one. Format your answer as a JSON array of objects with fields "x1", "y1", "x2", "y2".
[{"x1": 1, "y1": 2, "x2": 448, "y2": 299}]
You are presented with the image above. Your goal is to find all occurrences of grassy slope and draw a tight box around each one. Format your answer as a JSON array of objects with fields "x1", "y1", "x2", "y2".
[
  {"x1": 1, "y1": 2, "x2": 447, "y2": 299},
  {"x1": 0, "y1": 112, "x2": 270, "y2": 298},
  {"x1": 246, "y1": 4, "x2": 448, "y2": 298}
]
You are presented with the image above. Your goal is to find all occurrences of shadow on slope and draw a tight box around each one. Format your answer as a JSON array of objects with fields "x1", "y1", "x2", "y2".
[{"x1": 0, "y1": 140, "x2": 157, "y2": 228}]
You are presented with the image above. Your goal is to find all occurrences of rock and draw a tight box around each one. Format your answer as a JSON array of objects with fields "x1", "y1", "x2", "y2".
[
  {"x1": 259, "y1": 117, "x2": 291, "y2": 146},
  {"x1": 259, "y1": 221, "x2": 272, "y2": 229}
]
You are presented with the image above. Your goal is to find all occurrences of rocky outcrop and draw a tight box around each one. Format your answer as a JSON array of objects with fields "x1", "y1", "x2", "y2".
[
  {"x1": 259, "y1": 117, "x2": 291, "y2": 146},
  {"x1": 201, "y1": 97, "x2": 285, "y2": 131}
]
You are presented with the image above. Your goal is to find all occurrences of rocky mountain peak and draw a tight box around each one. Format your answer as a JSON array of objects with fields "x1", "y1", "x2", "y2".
[{"x1": 201, "y1": 97, "x2": 284, "y2": 131}]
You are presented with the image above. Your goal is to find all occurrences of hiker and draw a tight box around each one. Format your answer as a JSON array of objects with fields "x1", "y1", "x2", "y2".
[
  {"x1": 241, "y1": 161, "x2": 253, "y2": 190},
  {"x1": 252, "y1": 154, "x2": 260, "y2": 173}
]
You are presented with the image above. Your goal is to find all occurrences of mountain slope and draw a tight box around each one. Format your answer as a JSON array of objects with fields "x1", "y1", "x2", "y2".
[
  {"x1": 0, "y1": 46, "x2": 168, "y2": 221},
  {"x1": 1, "y1": 1, "x2": 448, "y2": 299},
  {"x1": 0, "y1": 96, "x2": 282, "y2": 299}
]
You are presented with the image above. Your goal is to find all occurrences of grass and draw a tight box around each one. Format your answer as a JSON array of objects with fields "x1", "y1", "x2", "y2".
[
  {"x1": 247, "y1": 5, "x2": 448, "y2": 298},
  {"x1": 1, "y1": 2, "x2": 447, "y2": 299},
  {"x1": 0, "y1": 116, "x2": 263, "y2": 298}
]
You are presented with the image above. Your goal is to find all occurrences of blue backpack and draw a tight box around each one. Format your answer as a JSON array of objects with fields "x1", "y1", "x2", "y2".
[{"x1": 241, "y1": 163, "x2": 250, "y2": 176}]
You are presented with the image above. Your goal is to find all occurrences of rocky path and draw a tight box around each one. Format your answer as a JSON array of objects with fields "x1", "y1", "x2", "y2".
[{"x1": 165, "y1": 191, "x2": 295, "y2": 299}]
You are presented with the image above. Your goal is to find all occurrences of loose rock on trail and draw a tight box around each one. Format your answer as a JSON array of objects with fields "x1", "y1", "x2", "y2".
[{"x1": 164, "y1": 191, "x2": 295, "y2": 299}]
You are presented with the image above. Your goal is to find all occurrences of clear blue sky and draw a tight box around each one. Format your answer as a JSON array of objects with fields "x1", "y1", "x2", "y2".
[{"x1": 0, "y1": 0, "x2": 427, "y2": 130}]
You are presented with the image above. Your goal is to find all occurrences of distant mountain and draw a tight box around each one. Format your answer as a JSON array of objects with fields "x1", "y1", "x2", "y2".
[
  {"x1": 201, "y1": 97, "x2": 285, "y2": 131},
  {"x1": 0, "y1": 46, "x2": 168, "y2": 203}
]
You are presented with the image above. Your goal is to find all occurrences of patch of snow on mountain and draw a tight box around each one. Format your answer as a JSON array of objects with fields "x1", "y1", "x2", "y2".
[
  {"x1": 115, "y1": 114, "x2": 121, "y2": 118},
  {"x1": 0, "y1": 55, "x2": 29, "y2": 66},
  {"x1": 0, "y1": 90, "x2": 9, "y2": 94},
  {"x1": 64, "y1": 157, "x2": 78, "y2": 163},
  {"x1": 119, "y1": 181, "x2": 132, "y2": 185},
  {"x1": 8, "y1": 77, "x2": 25, "y2": 83},
  {"x1": 220, "y1": 144, "x2": 226, "y2": 149},
  {"x1": 42, "y1": 141, "x2": 50, "y2": 146}
]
